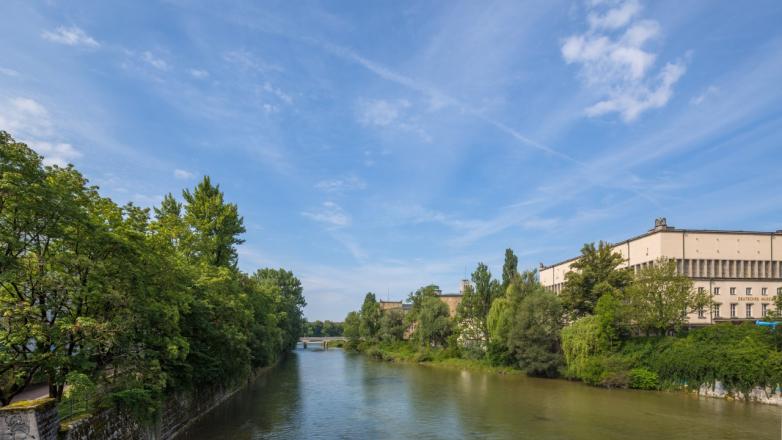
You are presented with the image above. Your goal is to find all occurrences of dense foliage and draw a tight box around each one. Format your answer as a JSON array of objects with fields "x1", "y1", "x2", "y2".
[
  {"x1": 0, "y1": 132, "x2": 305, "y2": 414},
  {"x1": 342, "y1": 239, "x2": 782, "y2": 399},
  {"x1": 302, "y1": 320, "x2": 344, "y2": 337}
]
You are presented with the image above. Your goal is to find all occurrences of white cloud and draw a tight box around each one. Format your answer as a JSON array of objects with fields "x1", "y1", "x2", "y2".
[
  {"x1": 356, "y1": 98, "x2": 431, "y2": 142},
  {"x1": 132, "y1": 193, "x2": 164, "y2": 207},
  {"x1": 357, "y1": 99, "x2": 410, "y2": 127},
  {"x1": 0, "y1": 97, "x2": 53, "y2": 138},
  {"x1": 0, "y1": 98, "x2": 80, "y2": 167},
  {"x1": 0, "y1": 67, "x2": 19, "y2": 77},
  {"x1": 302, "y1": 201, "x2": 351, "y2": 227},
  {"x1": 262, "y1": 82, "x2": 293, "y2": 104},
  {"x1": 173, "y1": 168, "x2": 194, "y2": 179},
  {"x1": 189, "y1": 68, "x2": 209, "y2": 79},
  {"x1": 587, "y1": 0, "x2": 641, "y2": 30},
  {"x1": 561, "y1": 1, "x2": 687, "y2": 122},
  {"x1": 142, "y1": 51, "x2": 169, "y2": 70},
  {"x1": 32, "y1": 141, "x2": 82, "y2": 167},
  {"x1": 41, "y1": 26, "x2": 99, "y2": 48},
  {"x1": 314, "y1": 175, "x2": 367, "y2": 192}
]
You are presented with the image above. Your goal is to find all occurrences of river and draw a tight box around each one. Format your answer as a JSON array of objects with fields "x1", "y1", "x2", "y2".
[{"x1": 178, "y1": 345, "x2": 779, "y2": 439}]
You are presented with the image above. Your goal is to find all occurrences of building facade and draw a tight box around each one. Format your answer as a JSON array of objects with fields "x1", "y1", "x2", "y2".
[{"x1": 539, "y1": 218, "x2": 782, "y2": 325}]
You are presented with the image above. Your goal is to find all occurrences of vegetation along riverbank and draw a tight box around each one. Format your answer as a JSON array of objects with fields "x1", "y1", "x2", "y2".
[
  {"x1": 343, "y1": 246, "x2": 782, "y2": 403},
  {"x1": 0, "y1": 132, "x2": 306, "y2": 424}
]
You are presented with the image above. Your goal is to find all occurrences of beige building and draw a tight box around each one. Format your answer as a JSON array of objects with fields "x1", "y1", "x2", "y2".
[{"x1": 539, "y1": 218, "x2": 782, "y2": 325}]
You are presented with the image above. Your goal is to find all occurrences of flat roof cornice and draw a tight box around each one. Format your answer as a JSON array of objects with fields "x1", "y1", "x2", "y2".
[{"x1": 539, "y1": 227, "x2": 782, "y2": 270}]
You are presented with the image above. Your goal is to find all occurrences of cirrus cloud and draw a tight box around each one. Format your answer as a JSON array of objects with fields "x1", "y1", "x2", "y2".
[{"x1": 41, "y1": 26, "x2": 99, "y2": 48}]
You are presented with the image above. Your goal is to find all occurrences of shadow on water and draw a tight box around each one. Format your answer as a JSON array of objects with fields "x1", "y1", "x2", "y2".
[{"x1": 178, "y1": 347, "x2": 780, "y2": 440}]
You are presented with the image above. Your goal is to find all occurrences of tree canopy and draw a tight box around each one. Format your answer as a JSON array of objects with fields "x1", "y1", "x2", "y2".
[{"x1": 0, "y1": 132, "x2": 305, "y2": 411}]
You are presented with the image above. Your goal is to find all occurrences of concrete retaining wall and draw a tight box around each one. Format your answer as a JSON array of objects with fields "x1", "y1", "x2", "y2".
[{"x1": 698, "y1": 381, "x2": 782, "y2": 405}]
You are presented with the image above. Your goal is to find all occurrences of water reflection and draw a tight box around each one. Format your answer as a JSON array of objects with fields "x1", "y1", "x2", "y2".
[{"x1": 179, "y1": 346, "x2": 779, "y2": 439}]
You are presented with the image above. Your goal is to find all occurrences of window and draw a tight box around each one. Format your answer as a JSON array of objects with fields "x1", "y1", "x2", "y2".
[
  {"x1": 698, "y1": 287, "x2": 704, "y2": 294},
  {"x1": 746, "y1": 287, "x2": 752, "y2": 295},
  {"x1": 730, "y1": 287, "x2": 736, "y2": 295},
  {"x1": 698, "y1": 307, "x2": 705, "y2": 319},
  {"x1": 762, "y1": 303, "x2": 769, "y2": 317},
  {"x1": 730, "y1": 303, "x2": 737, "y2": 318},
  {"x1": 713, "y1": 304, "x2": 721, "y2": 318},
  {"x1": 778, "y1": 287, "x2": 782, "y2": 296},
  {"x1": 746, "y1": 303, "x2": 753, "y2": 318},
  {"x1": 713, "y1": 287, "x2": 720, "y2": 296},
  {"x1": 762, "y1": 287, "x2": 768, "y2": 296}
]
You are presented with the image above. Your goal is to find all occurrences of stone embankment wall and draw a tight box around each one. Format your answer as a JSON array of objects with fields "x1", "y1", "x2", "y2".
[
  {"x1": 0, "y1": 398, "x2": 59, "y2": 440},
  {"x1": 60, "y1": 365, "x2": 274, "y2": 440},
  {"x1": 60, "y1": 384, "x2": 238, "y2": 440},
  {"x1": 697, "y1": 382, "x2": 782, "y2": 405}
]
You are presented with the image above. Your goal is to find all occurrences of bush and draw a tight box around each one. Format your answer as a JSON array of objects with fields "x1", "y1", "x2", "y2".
[
  {"x1": 414, "y1": 351, "x2": 433, "y2": 363},
  {"x1": 629, "y1": 368, "x2": 660, "y2": 390}
]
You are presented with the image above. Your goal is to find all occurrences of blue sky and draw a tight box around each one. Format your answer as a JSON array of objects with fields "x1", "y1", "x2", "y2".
[{"x1": 2, "y1": 1, "x2": 781, "y2": 320}]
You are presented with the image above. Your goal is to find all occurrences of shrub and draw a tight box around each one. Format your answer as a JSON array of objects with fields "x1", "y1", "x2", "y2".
[
  {"x1": 629, "y1": 368, "x2": 660, "y2": 390},
  {"x1": 414, "y1": 351, "x2": 433, "y2": 363}
]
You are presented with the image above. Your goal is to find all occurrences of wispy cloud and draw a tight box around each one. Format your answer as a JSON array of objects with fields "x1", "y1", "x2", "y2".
[
  {"x1": 41, "y1": 26, "x2": 99, "y2": 48},
  {"x1": 223, "y1": 49, "x2": 282, "y2": 73},
  {"x1": 690, "y1": 85, "x2": 719, "y2": 105},
  {"x1": 561, "y1": 0, "x2": 687, "y2": 122},
  {"x1": 356, "y1": 98, "x2": 431, "y2": 141},
  {"x1": 189, "y1": 68, "x2": 209, "y2": 79},
  {"x1": 357, "y1": 99, "x2": 410, "y2": 127},
  {"x1": 315, "y1": 175, "x2": 366, "y2": 193},
  {"x1": 312, "y1": 38, "x2": 570, "y2": 159},
  {"x1": 173, "y1": 168, "x2": 194, "y2": 179},
  {"x1": 262, "y1": 82, "x2": 292, "y2": 104},
  {"x1": 0, "y1": 67, "x2": 19, "y2": 77},
  {"x1": 142, "y1": 51, "x2": 169, "y2": 70},
  {"x1": 302, "y1": 201, "x2": 351, "y2": 227}
]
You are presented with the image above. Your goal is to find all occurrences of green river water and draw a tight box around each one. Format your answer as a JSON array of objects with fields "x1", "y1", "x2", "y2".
[{"x1": 178, "y1": 346, "x2": 780, "y2": 439}]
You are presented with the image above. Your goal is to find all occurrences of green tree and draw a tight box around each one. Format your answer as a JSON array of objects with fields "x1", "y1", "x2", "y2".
[
  {"x1": 253, "y1": 268, "x2": 306, "y2": 350},
  {"x1": 625, "y1": 258, "x2": 712, "y2": 335},
  {"x1": 412, "y1": 295, "x2": 452, "y2": 348},
  {"x1": 344, "y1": 311, "x2": 361, "y2": 342},
  {"x1": 379, "y1": 309, "x2": 406, "y2": 342},
  {"x1": 507, "y1": 291, "x2": 563, "y2": 377},
  {"x1": 182, "y1": 176, "x2": 246, "y2": 268},
  {"x1": 501, "y1": 248, "x2": 519, "y2": 289},
  {"x1": 322, "y1": 320, "x2": 343, "y2": 337},
  {"x1": 561, "y1": 242, "x2": 632, "y2": 318},
  {"x1": 359, "y1": 292, "x2": 382, "y2": 341},
  {"x1": 457, "y1": 263, "x2": 501, "y2": 352}
]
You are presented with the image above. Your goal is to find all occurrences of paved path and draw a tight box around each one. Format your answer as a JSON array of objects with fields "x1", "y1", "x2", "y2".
[{"x1": 10, "y1": 383, "x2": 49, "y2": 403}]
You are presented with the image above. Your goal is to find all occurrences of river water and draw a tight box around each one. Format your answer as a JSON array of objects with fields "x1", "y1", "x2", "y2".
[{"x1": 179, "y1": 346, "x2": 779, "y2": 439}]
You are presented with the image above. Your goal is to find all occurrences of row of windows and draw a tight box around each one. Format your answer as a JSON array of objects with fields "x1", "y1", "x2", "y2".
[
  {"x1": 697, "y1": 286, "x2": 781, "y2": 296},
  {"x1": 699, "y1": 303, "x2": 771, "y2": 319},
  {"x1": 674, "y1": 259, "x2": 782, "y2": 279}
]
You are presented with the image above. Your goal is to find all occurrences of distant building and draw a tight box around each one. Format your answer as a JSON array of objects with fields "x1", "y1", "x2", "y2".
[
  {"x1": 378, "y1": 287, "x2": 464, "y2": 318},
  {"x1": 539, "y1": 218, "x2": 782, "y2": 325},
  {"x1": 379, "y1": 300, "x2": 403, "y2": 312}
]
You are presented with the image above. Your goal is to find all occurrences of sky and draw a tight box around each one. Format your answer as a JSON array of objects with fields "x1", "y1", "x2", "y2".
[{"x1": 1, "y1": 0, "x2": 781, "y2": 321}]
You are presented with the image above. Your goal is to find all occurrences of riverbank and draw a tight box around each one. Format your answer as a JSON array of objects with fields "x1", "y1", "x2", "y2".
[
  {"x1": 350, "y1": 329, "x2": 782, "y2": 407},
  {"x1": 352, "y1": 341, "x2": 522, "y2": 375}
]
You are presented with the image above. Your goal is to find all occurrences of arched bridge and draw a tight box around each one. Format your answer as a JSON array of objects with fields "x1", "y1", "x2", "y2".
[{"x1": 298, "y1": 336, "x2": 347, "y2": 349}]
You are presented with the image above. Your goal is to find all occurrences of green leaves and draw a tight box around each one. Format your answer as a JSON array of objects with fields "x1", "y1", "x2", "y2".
[{"x1": 0, "y1": 131, "x2": 304, "y2": 413}]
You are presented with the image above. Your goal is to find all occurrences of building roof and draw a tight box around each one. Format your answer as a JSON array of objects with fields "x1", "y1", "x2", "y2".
[{"x1": 539, "y1": 220, "x2": 782, "y2": 270}]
